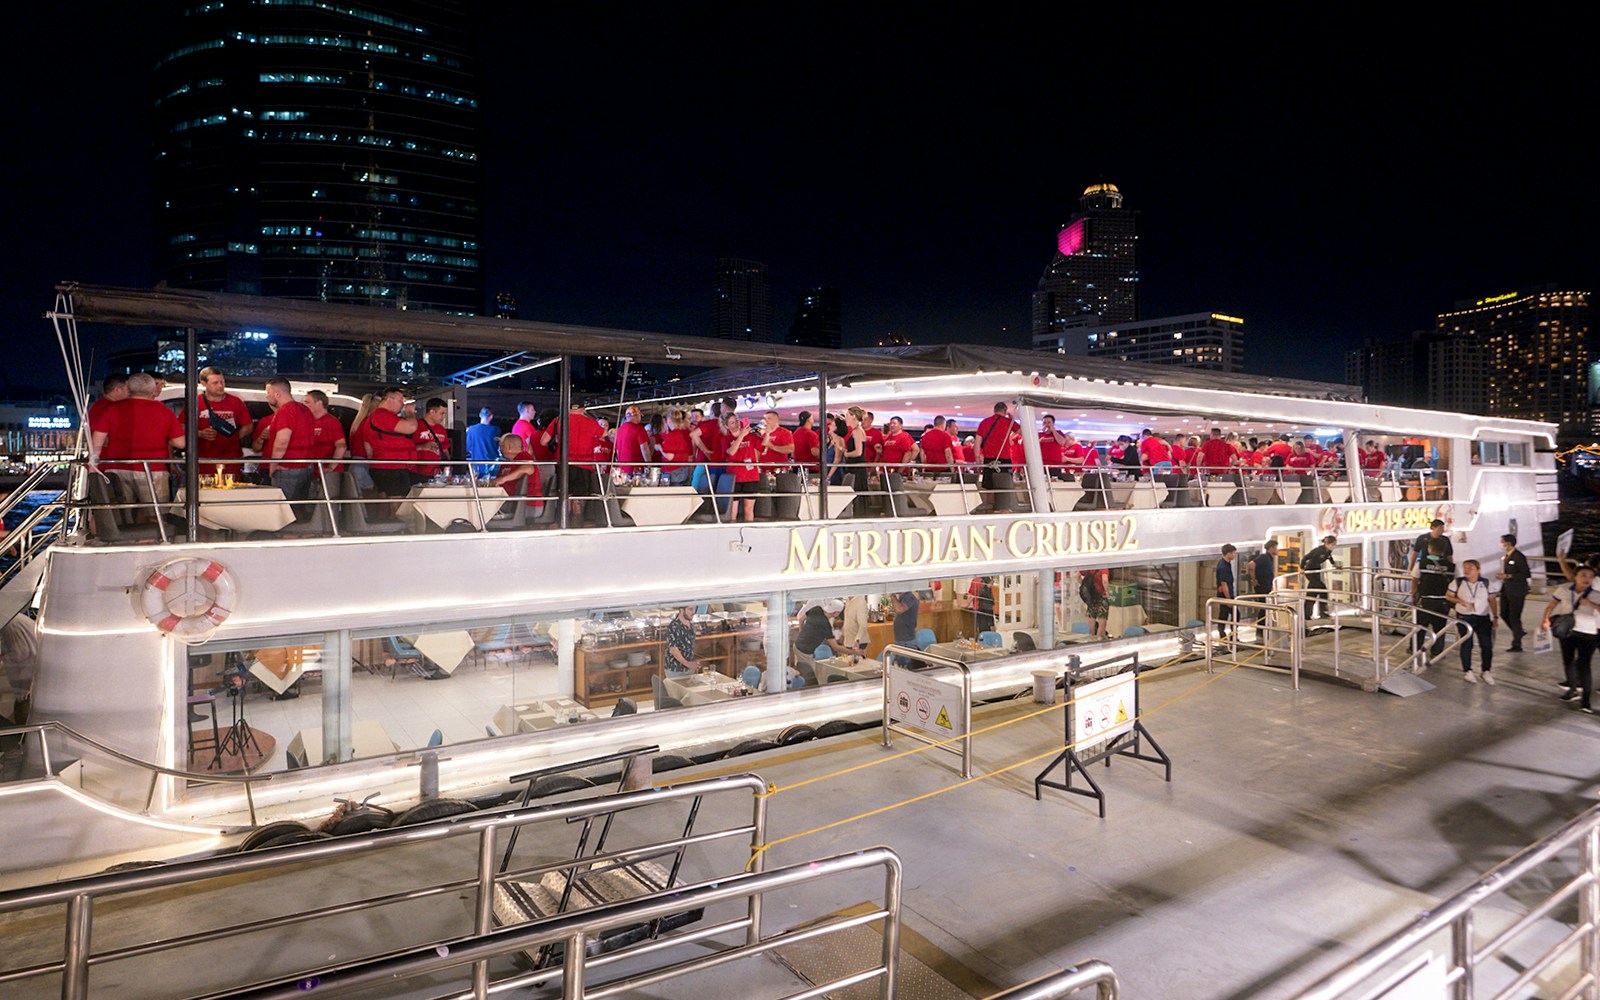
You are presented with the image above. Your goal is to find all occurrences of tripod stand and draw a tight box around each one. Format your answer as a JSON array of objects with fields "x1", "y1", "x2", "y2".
[{"x1": 216, "y1": 655, "x2": 262, "y2": 767}]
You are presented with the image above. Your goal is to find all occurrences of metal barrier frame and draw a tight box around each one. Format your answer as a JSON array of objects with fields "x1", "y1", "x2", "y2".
[
  {"x1": 1293, "y1": 802, "x2": 1600, "y2": 1000},
  {"x1": 1205, "y1": 594, "x2": 1305, "y2": 689},
  {"x1": 987, "y1": 960, "x2": 1121, "y2": 999},
  {"x1": 1034, "y1": 650, "x2": 1170, "y2": 817},
  {"x1": 0, "y1": 772, "x2": 769, "y2": 1000},
  {"x1": 881, "y1": 644, "x2": 974, "y2": 778}
]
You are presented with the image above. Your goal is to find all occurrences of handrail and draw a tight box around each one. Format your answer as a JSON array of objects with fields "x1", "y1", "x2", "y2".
[
  {"x1": 1292, "y1": 802, "x2": 1600, "y2": 1000},
  {"x1": 1205, "y1": 594, "x2": 1304, "y2": 688},
  {"x1": 0, "y1": 497, "x2": 68, "y2": 589},
  {"x1": 986, "y1": 961, "x2": 1121, "y2": 999},
  {"x1": 0, "y1": 719, "x2": 269, "y2": 824},
  {"x1": 223, "y1": 845, "x2": 902, "y2": 1000},
  {"x1": 0, "y1": 461, "x2": 64, "y2": 520},
  {"x1": 0, "y1": 772, "x2": 770, "y2": 1000}
]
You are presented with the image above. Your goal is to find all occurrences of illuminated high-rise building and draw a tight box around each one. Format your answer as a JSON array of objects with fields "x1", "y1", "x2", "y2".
[
  {"x1": 1036, "y1": 312, "x2": 1244, "y2": 373},
  {"x1": 1031, "y1": 183, "x2": 1139, "y2": 339},
  {"x1": 712, "y1": 258, "x2": 771, "y2": 343},
  {"x1": 786, "y1": 287, "x2": 842, "y2": 350},
  {"x1": 151, "y1": 0, "x2": 481, "y2": 381},
  {"x1": 1436, "y1": 287, "x2": 1591, "y2": 434}
]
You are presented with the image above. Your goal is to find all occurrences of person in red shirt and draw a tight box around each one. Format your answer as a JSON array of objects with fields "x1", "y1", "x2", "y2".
[
  {"x1": 1060, "y1": 433, "x2": 1090, "y2": 476},
  {"x1": 346, "y1": 392, "x2": 380, "y2": 495},
  {"x1": 86, "y1": 374, "x2": 128, "y2": 443},
  {"x1": 304, "y1": 389, "x2": 348, "y2": 481},
  {"x1": 1138, "y1": 428, "x2": 1173, "y2": 470},
  {"x1": 723, "y1": 413, "x2": 762, "y2": 521},
  {"x1": 1169, "y1": 433, "x2": 1190, "y2": 470},
  {"x1": 90, "y1": 372, "x2": 183, "y2": 521},
  {"x1": 511, "y1": 401, "x2": 538, "y2": 452},
  {"x1": 540, "y1": 401, "x2": 605, "y2": 525},
  {"x1": 660, "y1": 409, "x2": 695, "y2": 485},
  {"x1": 918, "y1": 416, "x2": 955, "y2": 475},
  {"x1": 862, "y1": 412, "x2": 885, "y2": 467},
  {"x1": 262, "y1": 377, "x2": 317, "y2": 505},
  {"x1": 755, "y1": 410, "x2": 794, "y2": 472},
  {"x1": 180, "y1": 366, "x2": 254, "y2": 476},
  {"x1": 879, "y1": 416, "x2": 917, "y2": 471},
  {"x1": 975, "y1": 402, "x2": 1019, "y2": 508},
  {"x1": 1038, "y1": 415, "x2": 1067, "y2": 479},
  {"x1": 366, "y1": 387, "x2": 420, "y2": 502},
  {"x1": 690, "y1": 402, "x2": 731, "y2": 515},
  {"x1": 492, "y1": 432, "x2": 543, "y2": 516},
  {"x1": 411, "y1": 397, "x2": 452, "y2": 479},
  {"x1": 1285, "y1": 440, "x2": 1316, "y2": 471},
  {"x1": 1197, "y1": 427, "x2": 1238, "y2": 477},
  {"x1": 791, "y1": 411, "x2": 822, "y2": 474},
  {"x1": 613, "y1": 405, "x2": 652, "y2": 475},
  {"x1": 960, "y1": 435, "x2": 977, "y2": 465},
  {"x1": 1361, "y1": 439, "x2": 1387, "y2": 475},
  {"x1": 1262, "y1": 434, "x2": 1293, "y2": 467}
]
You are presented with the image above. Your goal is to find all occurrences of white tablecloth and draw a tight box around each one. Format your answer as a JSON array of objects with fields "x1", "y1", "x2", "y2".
[
  {"x1": 402, "y1": 631, "x2": 476, "y2": 676},
  {"x1": 923, "y1": 642, "x2": 1006, "y2": 663},
  {"x1": 923, "y1": 483, "x2": 984, "y2": 517},
  {"x1": 399, "y1": 485, "x2": 509, "y2": 530},
  {"x1": 287, "y1": 720, "x2": 399, "y2": 765},
  {"x1": 619, "y1": 486, "x2": 701, "y2": 526},
  {"x1": 178, "y1": 486, "x2": 296, "y2": 533},
  {"x1": 662, "y1": 671, "x2": 744, "y2": 705}
]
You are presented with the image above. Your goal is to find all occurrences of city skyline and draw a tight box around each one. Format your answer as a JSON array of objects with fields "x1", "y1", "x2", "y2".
[{"x1": 4, "y1": 8, "x2": 1598, "y2": 393}]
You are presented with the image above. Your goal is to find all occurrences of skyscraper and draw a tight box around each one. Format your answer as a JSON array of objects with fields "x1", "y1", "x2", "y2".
[
  {"x1": 1036, "y1": 312, "x2": 1245, "y2": 373},
  {"x1": 1436, "y1": 287, "x2": 1591, "y2": 433},
  {"x1": 786, "y1": 287, "x2": 842, "y2": 350},
  {"x1": 1031, "y1": 183, "x2": 1139, "y2": 340},
  {"x1": 712, "y1": 259, "x2": 771, "y2": 342},
  {"x1": 151, "y1": 0, "x2": 481, "y2": 381}
]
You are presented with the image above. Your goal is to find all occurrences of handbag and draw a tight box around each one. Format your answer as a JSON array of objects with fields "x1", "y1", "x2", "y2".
[{"x1": 1551, "y1": 614, "x2": 1576, "y2": 640}]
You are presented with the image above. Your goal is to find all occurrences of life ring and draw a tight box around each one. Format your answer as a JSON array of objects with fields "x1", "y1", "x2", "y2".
[{"x1": 139, "y1": 558, "x2": 237, "y2": 641}]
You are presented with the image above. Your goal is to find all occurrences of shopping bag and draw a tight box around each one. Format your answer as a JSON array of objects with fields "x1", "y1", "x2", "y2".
[{"x1": 1531, "y1": 625, "x2": 1554, "y2": 654}]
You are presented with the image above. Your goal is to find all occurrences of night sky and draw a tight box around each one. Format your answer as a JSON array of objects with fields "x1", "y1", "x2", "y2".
[{"x1": 5, "y1": 8, "x2": 1598, "y2": 393}]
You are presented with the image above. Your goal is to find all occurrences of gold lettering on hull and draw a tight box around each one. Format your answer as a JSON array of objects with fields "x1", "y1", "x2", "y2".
[{"x1": 783, "y1": 516, "x2": 1139, "y2": 574}]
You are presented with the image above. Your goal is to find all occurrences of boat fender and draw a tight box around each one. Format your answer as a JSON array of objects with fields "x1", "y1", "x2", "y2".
[{"x1": 139, "y1": 558, "x2": 237, "y2": 641}]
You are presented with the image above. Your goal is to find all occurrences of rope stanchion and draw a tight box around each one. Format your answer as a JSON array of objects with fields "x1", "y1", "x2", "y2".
[{"x1": 744, "y1": 645, "x2": 1264, "y2": 871}]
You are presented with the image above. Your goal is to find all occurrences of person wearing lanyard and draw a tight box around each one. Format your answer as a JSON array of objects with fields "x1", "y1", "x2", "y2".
[
  {"x1": 1541, "y1": 564, "x2": 1600, "y2": 712},
  {"x1": 1447, "y1": 559, "x2": 1499, "y2": 683}
]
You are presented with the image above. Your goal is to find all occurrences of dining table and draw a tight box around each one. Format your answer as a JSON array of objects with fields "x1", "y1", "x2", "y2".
[
  {"x1": 493, "y1": 698, "x2": 598, "y2": 735},
  {"x1": 176, "y1": 485, "x2": 296, "y2": 533},
  {"x1": 802, "y1": 485, "x2": 858, "y2": 520},
  {"x1": 401, "y1": 631, "x2": 476, "y2": 677},
  {"x1": 922, "y1": 641, "x2": 1007, "y2": 664},
  {"x1": 397, "y1": 483, "x2": 509, "y2": 531},
  {"x1": 618, "y1": 485, "x2": 701, "y2": 526},
  {"x1": 661, "y1": 670, "x2": 746, "y2": 705},
  {"x1": 813, "y1": 656, "x2": 884, "y2": 684},
  {"x1": 920, "y1": 482, "x2": 985, "y2": 517},
  {"x1": 287, "y1": 719, "x2": 399, "y2": 766}
]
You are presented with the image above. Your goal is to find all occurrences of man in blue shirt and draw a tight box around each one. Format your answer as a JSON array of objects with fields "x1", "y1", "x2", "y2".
[
  {"x1": 1215, "y1": 544, "x2": 1237, "y2": 636},
  {"x1": 891, "y1": 591, "x2": 920, "y2": 646},
  {"x1": 466, "y1": 408, "x2": 499, "y2": 476}
]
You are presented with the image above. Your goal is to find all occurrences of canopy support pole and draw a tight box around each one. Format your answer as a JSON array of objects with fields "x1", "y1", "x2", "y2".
[{"x1": 184, "y1": 327, "x2": 199, "y2": 542}]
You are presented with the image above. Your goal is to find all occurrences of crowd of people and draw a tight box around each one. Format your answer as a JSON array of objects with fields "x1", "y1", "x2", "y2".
[{"x1": 85, "y1": 372, "x2": 1419, "y2": 531}]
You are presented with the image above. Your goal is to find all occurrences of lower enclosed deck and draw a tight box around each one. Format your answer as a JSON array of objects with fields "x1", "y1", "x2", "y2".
[{"x1": 5, "y1": 615, "x2": 1596, "y2": 999}]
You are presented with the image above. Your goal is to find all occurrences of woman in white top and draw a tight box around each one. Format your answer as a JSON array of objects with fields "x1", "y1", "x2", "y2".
[
  {"x1": 1540, "y1": 563, "x2": 1600, "y2": 713},
  {"x1": 1446, "y1": 559, "x2": 1499, "y2": 684}
]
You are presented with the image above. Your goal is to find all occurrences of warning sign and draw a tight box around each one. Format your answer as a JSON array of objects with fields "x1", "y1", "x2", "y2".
[
  {"x1": 886, "y1": 661, "x2": 966, "y2": 740},
  {"x1": 1072, "y1": 672, "x2": 1136, "y2": 747}
]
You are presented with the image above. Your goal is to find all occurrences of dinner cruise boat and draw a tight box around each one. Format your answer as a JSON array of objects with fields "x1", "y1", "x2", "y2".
[{"x1": 0, "y1": 281, "x2": 1559, "y2": 888}]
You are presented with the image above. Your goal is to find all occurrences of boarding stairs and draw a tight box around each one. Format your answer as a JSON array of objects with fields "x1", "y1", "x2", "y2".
[
  {"x1": 0, "y1": 462, "x2": 69, "y2": 628},
  {"x1": 1205, "y1": 568, "x2": 1472, "y2": 696}
]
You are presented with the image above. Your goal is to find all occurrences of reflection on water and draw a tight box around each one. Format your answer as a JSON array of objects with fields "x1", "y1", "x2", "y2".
[
  {"x1": 1544, "y1": 499, "x2": 1600, "y2": 562},
  {"x1": 1, "y1": 490, "x2": 65, "y2": 573}
]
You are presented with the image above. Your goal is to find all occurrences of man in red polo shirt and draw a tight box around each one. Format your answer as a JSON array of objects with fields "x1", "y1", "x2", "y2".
[
  {"x1": 181, "y1": 366, "x2": 253, "y2": 476},
  {"x1": 975, "y1": 401, "x2": 1019, "y2": 510},
  {"x1": 540, "y1": 401, "x2": 605, "y2": 525},
  {"x1": 919, "y1": 416, "x2": 955, "y2": 475},
  {"x1": 613, "y1": 405, "x2": 652, "y2": 475},
  {"x1": 1197, "y1": 427, "x2": 1238, "y2": 474},
  {"x1": 305, "y1": 389, "x2": 348, "y2": 478},
  {"x1": 262, "y1": 377, "x2": 316, "y2": 505},
  {"x1": 366, "y1": 387, "x2": 419, "y2": 501},
  {"x1": 862, "y1": 412, "x2": 885, "y2": 467},
  {"x1": 90, "y1": 371, "x2": 183, "y2": 521},
  {"x1": 878, "y1": 416, "x2": 917, "y2": 471},
  {"x1": 755, "y1": 410, "x2": 794, "y2": 471},
  {"x1": 1138, "y1": 428, "x2": 1172, "y2": 470},
  {"x1": 86, "y1": 374, "x2": 128, "y2": 442},
  {"x1": 1038, "y1": 415, "x2": 1067, "y2": 479},
  {"x1": 412, "y1": 398, "x2": 452, "y2": 479},
  {"x1": 511, "y1": 401, "x2": 538, "y2": 452},
  {"x1": 791, "y1": 411, "x2": 821, "y2": 473}
]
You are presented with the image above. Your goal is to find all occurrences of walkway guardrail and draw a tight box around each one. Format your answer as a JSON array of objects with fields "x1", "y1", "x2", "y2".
[
  {"x1": 1205, "y1": 594, "x2": 1304, "y2": 688},
  {"x1": 0, "y1": 718, "x2": 269, "y2": 822},
  {"x1": 882, "y1": 644, "x2": 975, "y2": 778},
  {"x1": 0, "y1": 772, "x2": 768, "y2": 1000},
  {"x1": 1292, "y1": 802, "x2": 1600, "y2": 1000},
  {"x1": 228, "y1": 845, "x2": 903, "y2": 1000},
  {"x1": 987, "y1": 961, "x2": 1121, "y2": 999}
]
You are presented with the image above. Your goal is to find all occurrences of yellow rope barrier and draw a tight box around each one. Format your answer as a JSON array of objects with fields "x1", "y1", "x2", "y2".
[{"x1": 744, "y1": 644, "x2": 1268, "y2": 870}]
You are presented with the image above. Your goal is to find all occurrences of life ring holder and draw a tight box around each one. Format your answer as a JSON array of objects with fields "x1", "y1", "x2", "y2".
[{"x1": 138, "y1": 558, "x2": 237, "y2": 643}]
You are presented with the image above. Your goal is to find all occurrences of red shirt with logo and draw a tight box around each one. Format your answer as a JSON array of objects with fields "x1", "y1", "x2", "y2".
[
  {"x1": 367, "y1": 407, "x2": 417, "y2": 466},
  {"x1": 311, "y1": 412, "x2": 347, "y2": 470},
  {"x1": 182, "y1": 391, "x2": 252, "y2": 462},
  {"x1": 1039, "y1": 432, "x2": 1065, "y2": 468},
  {"x1": 412, "y1": 419, "x2": 451, "y2": 477},
  {"x1": 100, "y1": 398, "x2": 182, "y2": 472},
  {"x1": 880, "y1": 430, "x2": 915, "y2": 466},
  {"x1": 726, "y1": 433, "x2": 762, "y2": 483},
  {"x1": 758, "y1": 425, "x2": 794, "y2": 469}
]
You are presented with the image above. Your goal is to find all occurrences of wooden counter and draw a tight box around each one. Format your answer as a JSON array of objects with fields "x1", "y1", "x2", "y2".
[{"x1": 574, "y1": 627, "x2": 766, "y2": 708}]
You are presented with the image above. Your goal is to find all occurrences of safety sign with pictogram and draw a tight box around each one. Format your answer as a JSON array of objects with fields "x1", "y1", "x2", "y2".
[
  {"x1": 887, "y1": 662, "x2": 965, "y2": 739},
  {"x1": 1073, "y1": 672, "x2": 1136, "y2": 747}
]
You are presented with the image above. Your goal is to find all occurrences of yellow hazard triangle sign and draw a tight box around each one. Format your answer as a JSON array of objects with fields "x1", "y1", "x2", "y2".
[
  {"x1": 935, "y1": 706, "x2": 952, "y2": 729},
  {"x1": 1115, "y1": 702, "x2": 1129, "y2": 724}
]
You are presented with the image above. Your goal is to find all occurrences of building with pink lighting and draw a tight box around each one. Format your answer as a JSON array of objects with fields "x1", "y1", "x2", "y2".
[{"x1": 1030, "y1": 183, "x2": 1139, "y2": 339}]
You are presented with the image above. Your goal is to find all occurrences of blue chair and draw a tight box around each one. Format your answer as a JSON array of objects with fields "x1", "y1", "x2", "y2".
[
  {"x1": 788, "y1": 672, "x2": 806, "y2": 690},
  {"x1": 1185, "y1": 619, "x2": 1204, "y2": 629},
  {"x1": 913, "y1": 627, "x2": 936, "y2": 650},
  {"x1": 1071, "y1": 623, "x2": 1092, "y2": 634},
  {"x1": 978, "y1": 631, "x2": 1002, "y2": 648},
  {"x1": 1122, "y1": 626, "x2": 1147, "y2": 637},
  {"x1": 814, "y1": 643, "x2": 832, "y2": 659},
  {"x1": 742, "y1": 665, "x2": 762, "y2": 689},
  {"x1": 426, "y1": 729, "x2": 443, "y2": 748}
]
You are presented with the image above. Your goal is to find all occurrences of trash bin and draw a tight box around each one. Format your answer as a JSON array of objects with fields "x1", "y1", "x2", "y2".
[{"x1": 1031, "y1": 670, "x2": 1058, "y2": 705}]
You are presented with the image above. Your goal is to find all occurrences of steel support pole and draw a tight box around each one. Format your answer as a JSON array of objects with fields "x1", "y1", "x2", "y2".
[
  {"x1": 765, "y1": 592, "x2": 787, "y2": 694},
  {"x1": 63, "y1": 893, "x2": 92, "y2": 1000},
  {"x1": 184, "y1": 327, "x2": 199, "y2": 542},
  {"x1": 558, "y1": 356, "x2": 571, "y2": 530},
  {"x1": 1015, "y1": 403, "x2": 1051, "y2": 514},
  {"x1": 816, "y1": 373, "x2": 828, "y2": 519}
]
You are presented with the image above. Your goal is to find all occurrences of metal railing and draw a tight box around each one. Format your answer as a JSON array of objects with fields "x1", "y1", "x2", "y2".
[
  {"x1": 987, "y1": 961, "x2": 1121, "y2": 999},
  {"x1": 227, "y1": 846, "x2": 903, "y2": 1000},
  {"x1": 1205, "y1": 594, "x2": 1305, "y2": 688},
  {"x1": 1292, "y1": 802, "x2": 1600, "y2": 1000},
  {"x1": 0, "y1": 718, "x2": 269, "y2": 822},
  {"x1": 0, "y1": 771, "x2": 768, "y2": 1000},
  {"x1": 1287, "y1": 567, "x2": 1476, "y2": 689}
]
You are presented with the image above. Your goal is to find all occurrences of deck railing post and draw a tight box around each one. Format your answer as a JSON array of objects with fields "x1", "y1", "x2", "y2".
[
  {"x1": 1452, "y1": 910, "x2": 1475, "y2": 1000},
  {"x1": 62, "y1": 892, "x2": 92, "y2": 1000},
  {"x1": 562, "y1": 931, "x2": 588, "y2": 1000},
  {"x1": 1584, "y1": 825, "x2": 1600, "y2": 998},
  {"x1": 473, "y1": 825, "x2": 497, "y2": 999}
]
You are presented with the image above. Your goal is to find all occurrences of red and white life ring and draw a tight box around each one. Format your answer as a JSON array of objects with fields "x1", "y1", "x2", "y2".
[{"x1": 139, "y1": 558, "x2": 237, "y2": 642}]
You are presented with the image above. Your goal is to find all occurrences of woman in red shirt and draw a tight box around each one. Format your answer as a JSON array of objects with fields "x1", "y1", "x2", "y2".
[
  {"x1": 660, "y1": 409, "x2": 694, "y2": 485},
  {"x1": 723, "y1": 413, "x2": 761, "y2": 521}
]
